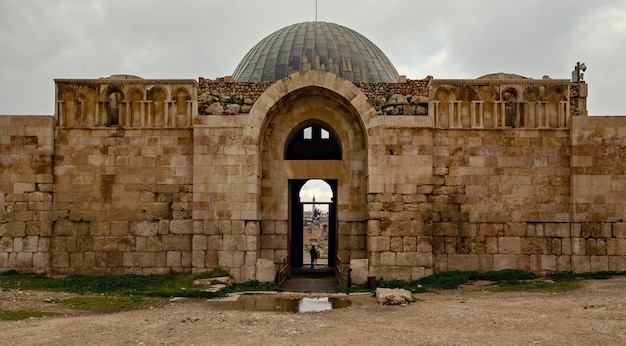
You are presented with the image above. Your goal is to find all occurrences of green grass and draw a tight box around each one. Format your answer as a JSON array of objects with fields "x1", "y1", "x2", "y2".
[
  {"x1": 370, "y1": 270, "x2": 626, "y2": 294},
  {"x1": 0, "y1": 268, "x2": 282, "y2": 314},
  {"x1": 0, "y1": 267, "x2": 240, "y2": 298},
  {"x1": 0, "y1": 267, "x2": 280, "y2": 311},
  {"x1": 0, "y1": 310, "x2": 60, "y2": 321}
]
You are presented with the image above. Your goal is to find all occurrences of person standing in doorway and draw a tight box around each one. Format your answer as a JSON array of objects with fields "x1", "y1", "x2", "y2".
[{"x1": 310, "y1": 245, "x2": 319, "y2": 268}]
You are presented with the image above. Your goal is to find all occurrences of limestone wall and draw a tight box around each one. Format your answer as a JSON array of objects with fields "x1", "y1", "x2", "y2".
[
  {"x1": 52, "y1": 128, "x2": 193, "y2": 275},
  {"x1": 193, "y1": 116, "x2": 261, "y2": 282},
  {"x1": 2, "y1": 72, "x2": 626, "y2": 283},
  {"x1": 0, "y1": 116, "x2": 54, "y2": 273},
  {"x1": 571, "y1": 116, "x2": 626, "y2": 222}
]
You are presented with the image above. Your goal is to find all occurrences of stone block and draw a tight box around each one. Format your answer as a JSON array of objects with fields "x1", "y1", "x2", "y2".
[
  {"x1": 367, "y1": 236, "x2": 390, "y2": 252},
  {"x1": 609, "y1": 256, "x2": 626, "y2": 271},
  {"x1": 590, "y1": 256, "x2": 608, "y2": 272},
  {"x1": 166, "y1": 251, "x2": 182, "y2": 267},
  {"x1": 498, "y1": 237, "x2": 521, "y2": 254},
  {"x1": 572, "y1": 238, "x2": 587, "y2": 255},
  {"x1": 16, "y1": 252, "x2": 33, "y2": 268},
  {"x1": 380, "y1": 252, "x2": 396, "y2": 266},
  {"x1": 162, "y1": 235, "x2": 191, "y2": 251},
  {"x1": 447, "y1": 254, "x2": 478, "y2": 271},
  {"x1": 479, "y1": 254, "x2": 493, "y2": 271},
  {"x1": 255, "y1": 258, "x2": 275, "y2": 282},
  {"x1": 557, "y1": 255, "x2": 571, "y2": 271},
  {"x1": 170, "y1": 220, "x2": 193, "y2": 234},
  {"x1": 245, "y1": 221, "x2": 259, "y2": 236},
  {"x1": 51, "y1": 252, "x2": 69, "y2": 268},
  {"x1": 350, "y1": 259, "x2": 369, "y2": 285},
  {"x1": 33, "y1": 252, "x2": 50, "y2": 268},
  {"x1": 124, "y1": 252, "x2": 155, "y2": 268},
  {"x1": 192, "y1": 235, "x2": 207, "y2": 250},
  {"x1": 130, "y1": 221, "x2": 158, "y2": 237},
  {"x1": 92, "y1": 237, "x2": 117, "y2": 252},
  {"x1": 572, "y1": 255, "x2": 591, "y2": 273},
  {"x1": 541, "y1": 255, "x2": 557, "y2": 272},
  {"x1": 367, "y1": 220, "x2": 381, "y2": 236},
  {"x1": 516, "y1": 255, "x2": 530, "y2": 271},
  {"x1": 192, "y1": 250, "x2": 205, "y2": 268},
  {"x1": 493, "y1": 254, "x2": 516, "y2": 270},
  {"x1": 544, "y1": 223, "x2": 570, "y2": 238},
  {"x1": 390, "y1": 237, "x2": 403, "y2": 252},
  {"x1": 417, "y1": 237, "x2": 432, "y2": 252}
]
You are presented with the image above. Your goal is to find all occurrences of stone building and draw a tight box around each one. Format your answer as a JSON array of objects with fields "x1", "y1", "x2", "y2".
[{"x1": 2, "y1": 21, "x2": 626, "y2": 283}]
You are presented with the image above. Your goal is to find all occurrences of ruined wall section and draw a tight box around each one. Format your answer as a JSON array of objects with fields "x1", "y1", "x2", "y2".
[
  {"x1": 52, "y1": 128, "x2": 193, "y2": 275},
  {"x1": 198, "y1": 77, "x2": 431, "y2": 116},
  {"x1": 0, "y1": 116, "x2": 54, "y2": 273}
]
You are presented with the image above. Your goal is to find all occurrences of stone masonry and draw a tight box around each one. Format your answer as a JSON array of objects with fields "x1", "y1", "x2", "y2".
[{"x1": 1, "y1": 69, "x2": 626, "y2": 283}]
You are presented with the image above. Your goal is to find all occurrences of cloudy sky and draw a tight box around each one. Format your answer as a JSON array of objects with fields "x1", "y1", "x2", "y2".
[{"x1": 0, "y1": 0, "x2": 625, "y2": 116}]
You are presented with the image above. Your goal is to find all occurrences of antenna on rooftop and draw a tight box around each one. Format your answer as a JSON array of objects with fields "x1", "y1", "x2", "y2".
[{"x1": 315, "y1": 0, "x2": 318, "y2": 22}]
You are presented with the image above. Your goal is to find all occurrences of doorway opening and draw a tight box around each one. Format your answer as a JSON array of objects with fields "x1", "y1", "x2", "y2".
[{"x1": 289, "y1": 179, "x2": 337, "y2": 272}]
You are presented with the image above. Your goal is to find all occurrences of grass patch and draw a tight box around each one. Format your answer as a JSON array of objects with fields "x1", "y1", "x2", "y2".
[
  {"x1": 370, "y1": 270, "x2": 626, "y2": 294},
  {"x1": 0, "y1": 268, "x2": 239, "y2": 298},
  {"x1": 0, "y1": 310, "x2": 60, "y2": 321},
  {"x1": 374, "y1": 269, "x2": 538, "y2": 293},
  {"x1": 0, "y1": 268, "x2": 279, "y2": 303}
]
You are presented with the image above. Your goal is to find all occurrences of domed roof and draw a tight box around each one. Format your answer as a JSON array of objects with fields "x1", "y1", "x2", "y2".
[{"x1": 233, "y1": 22, "x2": 399, "y2": 83}]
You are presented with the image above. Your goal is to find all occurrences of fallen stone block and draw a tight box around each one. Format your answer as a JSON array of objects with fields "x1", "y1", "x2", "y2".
[{"x1": 375, "y1": 287, "x2": 413, "y2": 305}]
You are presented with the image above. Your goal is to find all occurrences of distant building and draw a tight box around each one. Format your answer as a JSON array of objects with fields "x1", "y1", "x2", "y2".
[{"x1": 1, "y1": 22, "x2": 624, "y2": 283}]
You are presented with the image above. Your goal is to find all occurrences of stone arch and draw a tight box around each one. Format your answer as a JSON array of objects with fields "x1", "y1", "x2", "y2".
[
  {"x1": 502, "y1": 87, "x2": 519, "y2": 127},
  {"x1": 82, "y1": 86, "x2": 98, "y2": 127},
  {"x1": 128, "y1": 87, "x2": 144, "y2": 127},
  {"x1": 104, "y1": 86, "x2": 124, "y2": 126},
  {"x1": 174, "y1": 87, "x2": 191, "y2": 127},
  {"x1": 248, "y1": 71, "x2": 376, "y2": 148},
  {"x1": 60, "y1": 88, "x2": 77, "y2": 128},
  {"x1": 251, "y1": 71, "x2": 373, "y2": 270},
  {"x1": 284, "y1": 119, "x2": 343, "y2": 160},
  {"x1": 148, "y1": 86, "x2": 168, "y2": 127}
]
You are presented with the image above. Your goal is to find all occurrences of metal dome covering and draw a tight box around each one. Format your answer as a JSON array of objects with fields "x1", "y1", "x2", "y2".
[{"x1": 232, "y1": 22, "x2": 399, "y2": 83}]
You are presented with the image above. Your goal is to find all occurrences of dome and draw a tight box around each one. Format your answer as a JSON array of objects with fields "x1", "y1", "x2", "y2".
[{"x1": 233, "y1": 22, "x2": 399, "y2": 83}]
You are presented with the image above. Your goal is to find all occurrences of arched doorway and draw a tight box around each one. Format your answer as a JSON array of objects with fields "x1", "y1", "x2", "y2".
[
  {"x1": 253, "y1": 74, "x2": 372, "y2": 288},
  {"x1": 286, "y1": 123, "x2": 340, "y2": 270},
  {"x1": 290, "y1": 179, "x2": 337, "y2": 269}
]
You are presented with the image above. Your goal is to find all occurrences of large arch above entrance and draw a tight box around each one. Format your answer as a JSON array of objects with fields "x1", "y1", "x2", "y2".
[{"x1": 252, "y1": 72, "x2": 373, "y2": 277}]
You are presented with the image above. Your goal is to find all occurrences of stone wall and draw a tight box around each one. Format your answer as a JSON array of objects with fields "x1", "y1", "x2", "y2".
[
  {"x1": 193, "y1": 116, "x2": 261, "y2": 282},
  {"x1": 2, "y1": 72, "x2": 626, "y2": 283},
  {"x1": 0, "y1": 116, "x2": 54, "y2": 273},
  {"x1": 52, "y1": 128, "x2": 193, "y2": 275}
]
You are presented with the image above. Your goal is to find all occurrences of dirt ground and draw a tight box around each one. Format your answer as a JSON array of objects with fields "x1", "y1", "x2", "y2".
[{"x1": 1, "y1": 278, "x2": 626, "y2": 346}]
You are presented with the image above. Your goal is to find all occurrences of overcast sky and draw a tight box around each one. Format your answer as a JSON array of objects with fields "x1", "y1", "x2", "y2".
[{"x1": 0, "y1": 0, "x2": 625, "y2": 115}]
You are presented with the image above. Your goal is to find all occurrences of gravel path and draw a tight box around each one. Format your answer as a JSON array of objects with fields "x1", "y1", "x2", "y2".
[{"x1": 1, "y1": 278, "x2": 626, "y2": 345}]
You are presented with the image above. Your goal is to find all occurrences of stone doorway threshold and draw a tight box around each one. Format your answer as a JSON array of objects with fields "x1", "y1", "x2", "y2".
[{"x1": 281, "y1": 266, "x2": 339, "y2": 293}]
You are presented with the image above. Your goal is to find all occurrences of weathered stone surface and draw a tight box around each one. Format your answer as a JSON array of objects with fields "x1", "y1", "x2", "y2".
[
  {"x1": 255, "y1": 258, "x2": 275, "y2": 282},
  {"x1": 375, "y1": 287, "x2": 413, "y2": 305},
  {"x1": 2, "y1": 67, "x2": 626, "y2": 285},
  {"x1": 350, "y1": 259, "x2": 369, "y2": 285},
  {"x1": 205, "y1": 102, "x2": 224, "y2": 114}
]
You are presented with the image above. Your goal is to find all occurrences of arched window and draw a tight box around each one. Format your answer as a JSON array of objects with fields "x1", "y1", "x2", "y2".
[
  {"x1": 503, "y1": 89, "x2": 517, "y2": 127},
  {"x1": 106, "y1": 88, "x2": 123, "y2": 126},
  {"x1": 285, "y1": 124, "x2": 341, "y2": 160}
]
